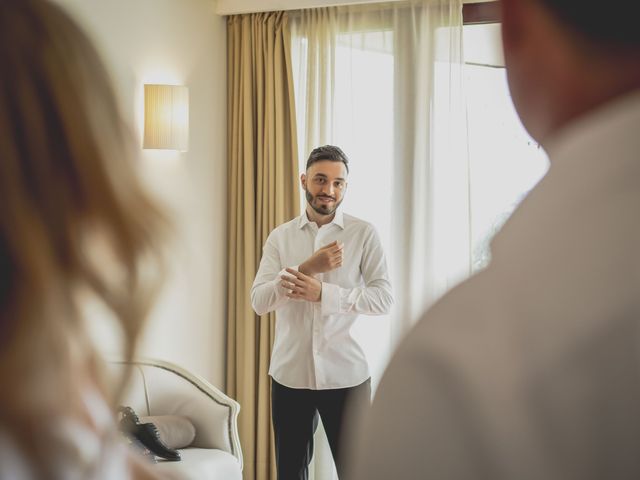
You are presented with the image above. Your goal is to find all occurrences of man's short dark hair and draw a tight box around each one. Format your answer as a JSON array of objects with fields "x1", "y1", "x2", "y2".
[
  {"x1": 306, "y1": 145, "x2": 349, "y2": 173},
  {"x1": 539, "y1": 0, "x2": 640, "y2": 48}
]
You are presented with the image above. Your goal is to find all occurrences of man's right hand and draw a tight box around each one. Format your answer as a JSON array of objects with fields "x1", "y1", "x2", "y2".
[{"x1": 299, "y1": 240, "x2": 344, "y2": 276}]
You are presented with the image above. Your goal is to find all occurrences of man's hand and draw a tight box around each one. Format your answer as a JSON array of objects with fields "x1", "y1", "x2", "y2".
[
  {"x1": 299, "y1": 240, "x2": 343, "y2": 276},
  {"x1": 281, "y1": 268, "x2": 322, "y2": 302}
]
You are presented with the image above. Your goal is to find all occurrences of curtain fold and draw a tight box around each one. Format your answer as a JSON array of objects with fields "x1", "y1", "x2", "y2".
[
  {"x1": 226, "y1": 12, "x2": 300, "y2": 480},
  {"x1": 391, "y1": 0, "x2": 469, "y2": 346}
]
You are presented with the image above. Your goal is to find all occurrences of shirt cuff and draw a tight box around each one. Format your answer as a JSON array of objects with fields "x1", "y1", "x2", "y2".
[
  {"x1": 321, "y1": 282, "x2": 341, "y2": 316},
  {"x1": 276, "y1": 266, "x2": 299, "y2": 295}
]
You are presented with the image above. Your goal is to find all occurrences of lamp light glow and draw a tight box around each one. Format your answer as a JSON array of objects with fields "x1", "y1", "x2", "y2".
[{"x1": 143, "y1": 84, "x2": 189, "y2": 151}]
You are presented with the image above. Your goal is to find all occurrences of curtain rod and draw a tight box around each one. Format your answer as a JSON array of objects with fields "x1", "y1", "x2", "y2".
[{"x1": 218, "y1": 0, "x2": 500, "y2": 24}]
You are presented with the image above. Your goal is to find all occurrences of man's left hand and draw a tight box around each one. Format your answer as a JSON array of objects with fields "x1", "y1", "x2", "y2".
[{"x1": 281, "y1": 268, "x2": 322, "y2": 302}]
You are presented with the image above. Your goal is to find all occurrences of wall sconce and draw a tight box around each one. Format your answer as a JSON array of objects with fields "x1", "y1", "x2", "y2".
[{"x1": 143, "y1": 84, "x2": 189, "y2": 151}]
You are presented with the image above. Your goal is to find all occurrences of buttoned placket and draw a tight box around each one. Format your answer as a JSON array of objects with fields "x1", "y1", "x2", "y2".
[{"x1": 310, "y1": 221, "x2": 334, "y2": 389}]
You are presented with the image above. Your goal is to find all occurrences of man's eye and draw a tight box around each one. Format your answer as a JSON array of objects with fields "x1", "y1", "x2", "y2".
[{"x1": 334, "y1": 182, "x2": 344, "y2": 189}]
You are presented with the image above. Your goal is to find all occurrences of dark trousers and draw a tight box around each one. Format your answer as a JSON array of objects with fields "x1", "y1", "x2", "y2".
[{"x1": 271, "y1": 378, "x2": 371, "y2": 480}]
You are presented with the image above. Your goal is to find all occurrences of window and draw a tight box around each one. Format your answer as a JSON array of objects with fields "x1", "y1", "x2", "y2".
[
  {"x1": 291, "y1": 12, "x2": 548, "y2": 480},
  {"x1": 463, "y1": 23, "x2": 549, "y2": 272},
  {"x1": 292, "y1": 21, "x2": 549, "y2": 389}
]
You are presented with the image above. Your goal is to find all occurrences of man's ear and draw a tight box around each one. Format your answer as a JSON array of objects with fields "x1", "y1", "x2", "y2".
[
  {"x1": 501, "y1": 0, "x2": 525, "y2": 59},
  {"x1": 300, "y1": 173, "x2": 307, "y2": 190}
]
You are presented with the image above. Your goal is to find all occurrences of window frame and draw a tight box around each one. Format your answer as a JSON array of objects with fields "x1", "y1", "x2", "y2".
[{"x1": 463, "y1": 1, "x2": 500, "y2": 25}]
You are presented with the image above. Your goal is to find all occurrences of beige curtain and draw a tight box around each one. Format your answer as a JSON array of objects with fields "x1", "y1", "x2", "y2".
[{"x1": 226, "y1": 11, "x2": 300, "y2": 480}]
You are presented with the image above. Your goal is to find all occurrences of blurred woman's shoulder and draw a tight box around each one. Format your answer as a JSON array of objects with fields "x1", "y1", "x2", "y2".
[{"x1": 0, "y1": 388, "x2": 131, "y2": 480}]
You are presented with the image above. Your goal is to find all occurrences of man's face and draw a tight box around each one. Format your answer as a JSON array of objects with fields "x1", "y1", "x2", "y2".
[{"x1": 301, "y1": 160, "x2": 348, "y2": 216}]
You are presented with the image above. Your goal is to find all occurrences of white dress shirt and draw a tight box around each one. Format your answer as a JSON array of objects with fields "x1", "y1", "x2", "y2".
[
  {"x1": 351, "y1": 90, "x2": 640, "y2": 480},
  {"x1": 251, "y1": 210, "x2": 393, "y2": 390}
]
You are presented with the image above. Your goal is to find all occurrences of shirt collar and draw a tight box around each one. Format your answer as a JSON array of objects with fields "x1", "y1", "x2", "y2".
[
  {"x1": 297, "y1": 209, "x2": 345, "y2": 230},
  {"x1": 544, "y1": 88, "x2": 640, "y2": 169}
]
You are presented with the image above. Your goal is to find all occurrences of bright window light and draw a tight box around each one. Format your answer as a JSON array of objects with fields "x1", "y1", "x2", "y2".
[{"x1": 463, "y1": 25, "x2": 549, "y2": 272}]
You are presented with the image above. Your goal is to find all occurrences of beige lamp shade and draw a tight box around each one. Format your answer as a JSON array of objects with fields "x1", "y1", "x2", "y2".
[{"x1": 143, "y1": 84, "x2": 189, "y2": 151}]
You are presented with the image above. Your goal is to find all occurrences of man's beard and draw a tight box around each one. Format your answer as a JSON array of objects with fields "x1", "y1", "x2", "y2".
[{"x1": 306, "y1": 190, "x2": 342, "y2": 216}]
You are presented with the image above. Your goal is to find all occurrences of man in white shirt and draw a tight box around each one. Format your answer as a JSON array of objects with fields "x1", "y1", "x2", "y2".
[
  {"x1": 349, "y1": 0, "x2": 640, "y2": 479},
  {"x1": 252, "y1": 145, "x2": 393, "y2": 479}
]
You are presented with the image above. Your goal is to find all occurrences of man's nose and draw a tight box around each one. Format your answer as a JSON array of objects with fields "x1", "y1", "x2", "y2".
[{"x1": 321, "y1": 183, "x2": 334, "y2": 195}]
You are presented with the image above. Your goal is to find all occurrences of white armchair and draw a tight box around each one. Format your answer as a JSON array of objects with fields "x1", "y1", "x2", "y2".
[{"x1": 110, "y1": 358, "x2": 243, "y2": 480}]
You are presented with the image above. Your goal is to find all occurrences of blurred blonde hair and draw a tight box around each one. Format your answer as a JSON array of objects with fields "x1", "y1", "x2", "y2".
[{"x1": 0, "y1": 0, "x2": 165, "y2": 470}]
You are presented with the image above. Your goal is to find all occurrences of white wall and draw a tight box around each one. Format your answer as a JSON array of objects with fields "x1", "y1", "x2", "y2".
[{"x1": 55, "y1": 0, "x2": 228, "y2": 388}]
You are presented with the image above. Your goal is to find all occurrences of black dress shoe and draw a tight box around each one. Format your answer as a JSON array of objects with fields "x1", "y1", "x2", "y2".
[
  {"x1": 118, "y1": 407, "x2": 157, "y2": 464},
  {"x1": 118, "y1": 406, "x2": 181, "y2": 462},
  {"x1": 129, "y1": 436, "x2": 159, "y2": 464},
  {"x1": 135, "y1": 422, "x2": 181, "y2": 461}
]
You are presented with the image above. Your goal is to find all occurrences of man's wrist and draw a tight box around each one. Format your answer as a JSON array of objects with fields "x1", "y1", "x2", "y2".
[{"x1": 299, "y1": 261, "x2": 313, "y2": 276}]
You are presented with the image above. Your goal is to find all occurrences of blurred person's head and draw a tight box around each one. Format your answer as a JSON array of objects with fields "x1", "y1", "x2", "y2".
[
  {"x1": 0, "y1": 0, "x2": 165, "y2": 468},
  {"x1": 500, "y1": 0, "x2": 640, "y2": 143}
]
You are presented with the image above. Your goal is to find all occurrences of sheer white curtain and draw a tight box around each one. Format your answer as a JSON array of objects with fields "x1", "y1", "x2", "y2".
[{"x1": 290, "y1": 2, "x2": 466, "y2": 478}]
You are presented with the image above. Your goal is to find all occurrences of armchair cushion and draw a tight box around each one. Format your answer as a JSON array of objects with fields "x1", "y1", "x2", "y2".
[
  {"x1": 139, "y1": 415, "x2": 196, "y2": 449},
  {"x1": 156, "y1": 449, "x2": 241, "y2": 480}
]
